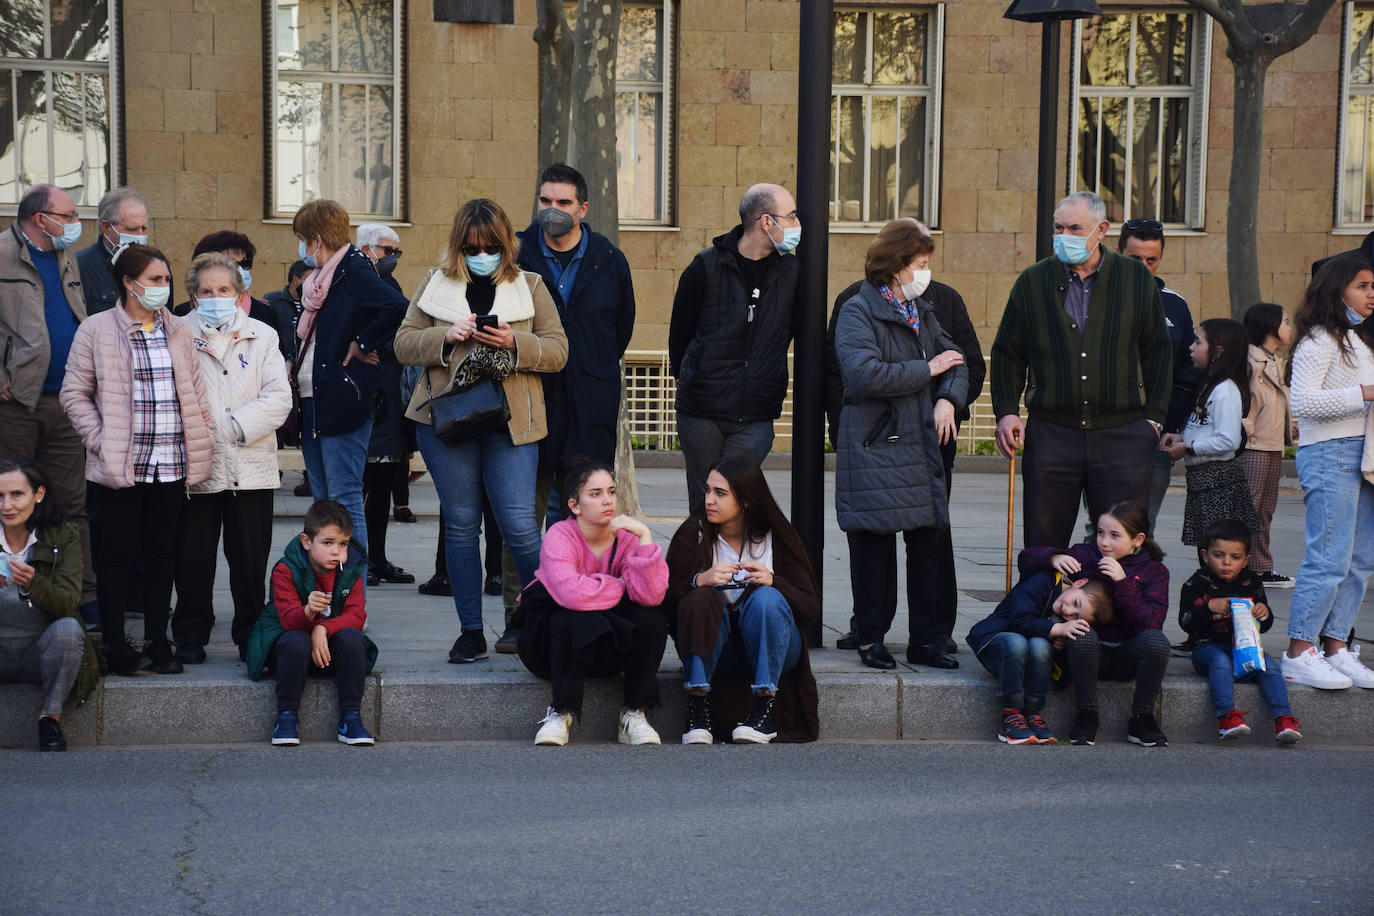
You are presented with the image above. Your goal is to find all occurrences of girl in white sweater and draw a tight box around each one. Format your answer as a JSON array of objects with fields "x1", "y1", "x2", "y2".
[
  {"x1": 1282, "y1": 253, "x2": 1374, "y2": 690},
  {"x1": 1162, "y1": 318, "x2": 1258, "y2": 545}
]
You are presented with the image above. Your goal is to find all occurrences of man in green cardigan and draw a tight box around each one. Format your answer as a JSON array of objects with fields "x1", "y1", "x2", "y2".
[{"x1": 991, "y1": 191, "x2": 1172, "y2": 548}]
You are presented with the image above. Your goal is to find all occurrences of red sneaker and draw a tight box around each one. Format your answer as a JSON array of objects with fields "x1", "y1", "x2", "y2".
[
  {"x1": 1274, "y1": 715, "x2": 1302, "y2": 745},
  {"x1": 1217, "y1": 709, "x2": 1251, "y2": 740}
]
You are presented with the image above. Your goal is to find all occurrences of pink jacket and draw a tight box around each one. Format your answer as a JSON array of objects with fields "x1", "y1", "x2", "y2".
[
  {"x1": 533, "y1": 519, "x2": 668, "y2": 611},
  {"x1": 59, "y1": 305, "x2": 215, "y2": 489}
]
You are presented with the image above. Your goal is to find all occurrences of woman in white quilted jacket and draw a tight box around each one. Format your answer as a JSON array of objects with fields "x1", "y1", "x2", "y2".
[
  {"x1": 171, "y1": 252, "x2": 292, "y2": 665},
  {"x1": 1283, "y1": 253, "x2": 1374, "y2": 690}
]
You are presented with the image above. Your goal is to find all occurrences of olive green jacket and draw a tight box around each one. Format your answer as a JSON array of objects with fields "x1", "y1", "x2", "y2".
[{"x1": 23, "y1": 521, "x2": 101, "y2": 705}]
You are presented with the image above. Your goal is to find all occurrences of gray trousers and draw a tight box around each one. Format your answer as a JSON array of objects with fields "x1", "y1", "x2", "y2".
[
  {"x1": 676, "y1": 414, "x2": 775, "y2": 515},
  {"x1": 0, "y1": 617, "x2": 85, "y2": 716}
]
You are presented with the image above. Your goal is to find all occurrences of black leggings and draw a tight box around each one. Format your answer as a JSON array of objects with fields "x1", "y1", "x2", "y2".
[
  {"x1": 1067, "y1": 629, "x2": 1171, "y2": 716},
  {"x1": 363, "y1": 462, "x2": 407, "y2": 568}
]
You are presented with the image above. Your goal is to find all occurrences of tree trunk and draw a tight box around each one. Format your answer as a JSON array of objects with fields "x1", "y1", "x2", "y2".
[
  {"x1": 534, "y1": 0, "x2": 573, "y2": 182},
  {"x1": 1225, "y1": 50, "x2": 1268, "y2": 319},
  {"x1": 568, "y1": 0, "x2": 624, "y2": 249}
]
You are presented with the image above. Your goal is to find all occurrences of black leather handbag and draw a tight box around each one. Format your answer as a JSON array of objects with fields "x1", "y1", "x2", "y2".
[{"x1": 426, "y1": 373, "x2": 510, "y2": 444}]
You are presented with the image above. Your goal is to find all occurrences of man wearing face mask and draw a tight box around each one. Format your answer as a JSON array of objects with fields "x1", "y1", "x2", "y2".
[
  {"x1": 0, "y1": 184, "x2": 95, "y2": 617},
  {"x1": 263, "y1": 259, "x2": 310, "y2": 354},
  {"x1": 76, "y1": 186, "x2": 149, "y2": 316},
  {"x1": 669, "y1": 183, "x2": 802, "y2": 513},
  {"x1": 991, "y1": 191, "x2": 1171, "y2": 549}
]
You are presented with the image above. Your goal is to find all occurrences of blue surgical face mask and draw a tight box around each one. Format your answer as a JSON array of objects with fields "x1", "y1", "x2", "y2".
[
  {"x1": 238, "y1": 266, "x2": 252, "y2": 291},
  {"x1": 105, "y1": 224, "x2": 147, "y2": 250},
  {"x1": 464, "y1": 252, "x2": 502, "y2": 277},
  {"x1": 767, "y1": 217, "x2": 802, "y2": 255},
  {"x1": 1347, "y1": 305, "x2": 1366, "y2": 327},
  {"x1": 298, "y1": 239, "x2": 318, "y2": 269},
  {"x1": 197, "y1": 296, "x2": 238, "y2": 328},
  {"x1": 43, "y1": 215, "x2": 83, "y2": 251},
  {"x1": 1053, "y1": 233, "x2": 1094, "y2": 265},
  {"x1": 132, "y1": 281, "x2": 170, "y2": 311}
]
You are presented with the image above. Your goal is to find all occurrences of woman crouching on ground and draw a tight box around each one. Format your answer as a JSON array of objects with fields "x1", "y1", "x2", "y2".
[
  {"x1": 665, "y1": 457, "x2": 820, "y2": 744},
  {"x1": 515, "y1": 460, "x2": 669, "y2": 746}
]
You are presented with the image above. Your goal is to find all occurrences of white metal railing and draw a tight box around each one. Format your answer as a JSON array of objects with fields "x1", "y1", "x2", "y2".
[{"x1": 623, "y1": 349, "x2": 1002, "y2": 454}]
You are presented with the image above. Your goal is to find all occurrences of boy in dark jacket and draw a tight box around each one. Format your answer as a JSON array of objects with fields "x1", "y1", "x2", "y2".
[
  {"x1": 246, "y1": 500, "x2": 378, "y2": 747},
  {"x1": 1179, "y1": 519, "x2": 1301, "y2": 744},
  {"x1": 967, "y1": 565, "x2": 1113, "y2": 745}
]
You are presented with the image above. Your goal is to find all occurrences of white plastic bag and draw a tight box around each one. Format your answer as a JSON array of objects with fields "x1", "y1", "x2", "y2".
[{"x1": 1231, "y1": 597, "x2": 1266, "y2": 676}]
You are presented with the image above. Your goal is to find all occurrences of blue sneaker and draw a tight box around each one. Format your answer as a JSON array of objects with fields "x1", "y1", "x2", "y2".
[
  {"x1": 337, "y1": 710, "x2": 375, "y2": 746},
  {"x1": 271, "y1": 710, "x2": 300, "y2": 747}
]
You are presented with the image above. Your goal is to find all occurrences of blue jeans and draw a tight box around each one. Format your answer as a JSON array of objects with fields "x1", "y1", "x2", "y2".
[
  {"x1": 681, "y1": 587, "x2": 802, "y2": 693},
  {"x1": 974, "y1": 632, "x2": 1053, "y2": 711},
  {"x1": 1191, "y1": 643, "x2": 1291, "y2": 718},
  {"x1": 416, "y1": 422, "x2": 541, "y2": 631},
  {"x1": 1290, "y1": 436, "x2": 1374, "y2": 643},
  {"x1": 300, "y1": 399, "x2": 373, "y2": 553}
]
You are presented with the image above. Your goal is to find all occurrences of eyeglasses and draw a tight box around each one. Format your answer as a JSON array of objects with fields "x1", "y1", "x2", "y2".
[
  {"x1": 376, "y1": 245, "x2": 403, "y2": 258},
  {"x1": 1122, "y1": 218, "x2": 1163, "y2": 232},
  {"x1": 461, "y1": 244, "x2": 502, "y2": 256},
  {"x1": 39, "y1": 209, "x2": 79, "y2": 222},
  {"x1": 761, "y1": 211, "x2": 799, "y2": 224}
]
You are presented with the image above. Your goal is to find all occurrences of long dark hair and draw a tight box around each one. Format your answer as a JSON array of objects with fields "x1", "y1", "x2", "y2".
[
  {"x1": 1289, "y1": 253, "x2": 1374, "y2": 385},
  {"x1": 1098, "y1": 500, "x2": 1164, "y2": 562},
  {"x1": 687, "y1": 456, "x2": 816, "y2": 587},
  {"x1": 1242, "y1": 302, "x2": 1285, "y2": 348},
  {"x1": 1193, "y1": 318, "x2": 1251, "y2": 418},
  {"x1": 0, "y1": 455, "x2": 63, "y2": 531},
  {"x1": 562, "y1": 457, "x2": 615, "y2": 510}
]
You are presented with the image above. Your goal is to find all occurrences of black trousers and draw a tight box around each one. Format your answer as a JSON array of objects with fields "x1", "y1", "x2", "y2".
[
  {"x1": 1022, "y1": 416, "x2": 1156, "y2": 550},
  {"x1": 271, "y1": 627, "x2": 367, "y2": 713},
  {"x1": 1066, "y1": 629, "x2": 1171, "y2": 716},
  {"x1": 90, "y1": 479, "x2": 185, "y2": 644},
  {"x1": 172, "y1": 488, "x2": 274, "y2": 649},
  {"x1": 363, "y1": 462, "x2": 407, "y2": 568},
  {"x1": 535, "y1": 602, "x2": 667, "y2": 714},
  {"x1": 847, "y1": 527, "x2": 947, "y2": 646}
]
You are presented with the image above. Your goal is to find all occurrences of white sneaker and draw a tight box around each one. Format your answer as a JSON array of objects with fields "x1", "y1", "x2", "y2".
[
  {"x1": 534, "y1": 707, "x2": 571, "y2": 746},
  {"x1": 1323, "y1": 646, "x2": 1374, "y2": 688},
  {"x1": 617, "y1": 708, "x2": 661, "y2": 745},
  {"x1": 1281, "y1": 647, "x2": 1354, "y2": 690}
]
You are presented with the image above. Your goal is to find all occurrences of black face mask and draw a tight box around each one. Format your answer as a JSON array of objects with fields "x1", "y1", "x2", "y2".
[{"x1": 374, "y1": 255, "x2": 398, "y2": 278}]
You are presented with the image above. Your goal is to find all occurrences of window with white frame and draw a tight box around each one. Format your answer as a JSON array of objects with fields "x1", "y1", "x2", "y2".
[
  {"x1": 267, "y1": 0, "x2": 404, "y2": 220},
  {"x1": 0, "y1": 0, "x2": 119, "y2": 209},
  {"x1": 830, "y1": 6, "x2": 943, "y2": 227},
  {"x1": 1070, "y1": 10, "x2": 1210, "y2": 226},
  {"x1": 1339, "y1": 4, "x2": 1374, "y2": 227},
  {"x1": 617, "y1": 1, "x2": 673, "y2": 225}
]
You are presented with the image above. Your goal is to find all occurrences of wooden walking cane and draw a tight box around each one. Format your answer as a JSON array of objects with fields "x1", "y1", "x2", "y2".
[{"x1": 1006, "y1": 454, "x2": 1015, "y2": 593}]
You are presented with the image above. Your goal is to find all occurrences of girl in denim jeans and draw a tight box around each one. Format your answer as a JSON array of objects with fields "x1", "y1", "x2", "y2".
[{"x1": 1282, "y1": 254, "x2": 1374, "y2": 690}]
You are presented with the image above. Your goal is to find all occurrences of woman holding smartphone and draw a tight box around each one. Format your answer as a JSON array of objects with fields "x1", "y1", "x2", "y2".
[{"x1": 393, "y1": 199, "x2": 568, "y2": 665}]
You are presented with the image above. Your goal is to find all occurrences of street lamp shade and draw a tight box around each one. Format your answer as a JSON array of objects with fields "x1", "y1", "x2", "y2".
[{"x1": 1003, "y1": 0, "x2": 1100, "y2": 22}]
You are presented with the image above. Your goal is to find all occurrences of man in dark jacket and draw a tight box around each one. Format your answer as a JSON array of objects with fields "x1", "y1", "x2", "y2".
[
  {"x1": 669, "y1": 183, "x2": 802, "y2": 513},
  {"x1": 76, "y1": 186, "x2": 149, "y2": 316},
  {"x1": 171, "y1": 231, "x2": 284, "y2": 343},
  {"x1": 1312, "y1": 229, "x2": 1374, "y2": 278},
  {"x1": 263, "y1": 259, "x2": 309, "y2": 361},
  {"x1": 992, "y1": 191, "x2": 1171, "y2": 549}
]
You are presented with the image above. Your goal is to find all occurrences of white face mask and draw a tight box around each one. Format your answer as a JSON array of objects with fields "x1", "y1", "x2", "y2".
[
  {"x1": 900, "y1": 269, "x2": 932, "y2": 301},
  {"x1": 130, "y1": 281, "x2": 170, "y2": 311}
]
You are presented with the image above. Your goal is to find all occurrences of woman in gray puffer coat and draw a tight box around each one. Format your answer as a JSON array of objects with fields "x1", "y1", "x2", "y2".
[{"x1": 835, "y1": 219, "x2": 968, "y2": 670}]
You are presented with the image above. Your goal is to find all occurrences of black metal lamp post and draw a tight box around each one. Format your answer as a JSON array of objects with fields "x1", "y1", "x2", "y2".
[{"x1": 1005, "y1": 0, "x2": 1101, "y2": 261}]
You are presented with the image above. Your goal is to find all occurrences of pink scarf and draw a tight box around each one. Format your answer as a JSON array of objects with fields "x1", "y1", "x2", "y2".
[{"x1": 297, "y1": 244, "x2": 350, "y2": 342}]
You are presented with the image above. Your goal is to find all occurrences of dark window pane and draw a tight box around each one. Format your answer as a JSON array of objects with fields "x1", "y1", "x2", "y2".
[
  {"x1": 1135, "y1": 13, "x2": 1191, "y2": 86},
  {"x1": 833, "y1": 95, "x2": 863, "y2": 220},
  {"x1": 868, "y1": 95, "x2": 898, "y2": 220},
  {"x1": 897, "y1": 95, "x2": 926, "y2": 219},
  {"x1": 832, "y1": 10, "x2": 865, "y2": 84},
  {"x1": 872, "y1": 11, "x2": 925, "y2": 86},
  {"x1": 53, "y1": 0, "x2": 110, "y2": 62}
]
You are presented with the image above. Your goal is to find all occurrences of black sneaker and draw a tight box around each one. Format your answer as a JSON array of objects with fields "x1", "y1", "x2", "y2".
[
  {"x1": 174, "y1": 642, "x2": 207, "y2": 665},
  {"x1": 484, "y1": 574, "x2": 503, "y2": 596},
  {"x1": 39, "y1": 715, "x2": 67, "y2": 752},
  {"x1": 103, "y1": 636, "x2": 143, "y2": 677},
  {"x1": 1257, "y1": 571, "x2": 1294, "y2": 589},
  {"x1": 836, "y1": 631, "x2": 860, "y2": 650},
  {"x1": 494, "y1": 627, "x2": 520, "y2": 654},
  {"x1": 418, "y1": 574, "x2": 452, "y2": 597},
  {"x1": 1069, "y1": 709, "x2": 1099, "y2": 746},
  {"x1": 142, "y1": 639, "x2": 185, "y2": 675},
  {"x1": 448, "y1": 628, "x2": 488, "y2": 664},
  {"x1": 1127, "y1": 712, "x2": 1168, "y2": 747},
  {"x1": 374, "y1": 563, "x2": 416, "y2": 585},
  {"x1": 731, "y1": 694, "x2": 777, "y2": 744},
  {"x1": 682, "y1": 693, "x2": 713, "y2": 744}
]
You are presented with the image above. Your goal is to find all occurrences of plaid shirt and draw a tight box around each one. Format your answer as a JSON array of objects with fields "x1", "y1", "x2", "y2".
[{"x1": 129, "y1": 317, "x2": 186, "y2": 483}]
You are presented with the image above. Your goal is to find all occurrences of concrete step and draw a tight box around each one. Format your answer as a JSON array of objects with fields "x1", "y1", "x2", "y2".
[{"x1": 5, "y1": 652, "x2": 1368, "y2": 748}]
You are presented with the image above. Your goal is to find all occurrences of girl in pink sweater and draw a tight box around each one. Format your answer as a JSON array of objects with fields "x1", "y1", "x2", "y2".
[{"x1": 513, "y1": 460, "x2": 669, "y2": 746}]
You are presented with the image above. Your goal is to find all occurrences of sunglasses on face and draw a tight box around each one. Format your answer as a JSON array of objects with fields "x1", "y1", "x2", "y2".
[
  {"x1": 376, "y1": 245, "x2": 403, "y2": 257},
  {"x1": 461, "y1": 244, "x2": 502, "y2": 256},
  {"x1": 1122, "y1": 218, "x2": 1163, "y2": 231}
]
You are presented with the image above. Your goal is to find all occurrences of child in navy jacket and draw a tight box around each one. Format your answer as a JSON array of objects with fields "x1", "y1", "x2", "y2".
[
  {"x1": 1179, "y1": 519, "x2": 1302, "y2": 744},
  {"x1": 1019, "y1": 501, "x2": 1171, "y2": 748},
  {"x1": 968, "y1": 565, "x2": 1113, "y2": 744}
]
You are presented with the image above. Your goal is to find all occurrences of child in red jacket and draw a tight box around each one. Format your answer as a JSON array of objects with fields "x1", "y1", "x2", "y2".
[{"x1": 245, "y1": 500, "x2": 378, "y2": 746}]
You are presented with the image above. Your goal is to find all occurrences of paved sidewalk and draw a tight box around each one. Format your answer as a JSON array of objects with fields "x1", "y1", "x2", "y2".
[{"x1": 5, "y1": 460, "x2": 1372, "y2": 748}]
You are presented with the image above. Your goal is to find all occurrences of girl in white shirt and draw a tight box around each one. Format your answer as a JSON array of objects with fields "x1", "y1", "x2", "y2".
[{"x1": 1162, "y1": 318, "x2": 1258, "y2": 545}]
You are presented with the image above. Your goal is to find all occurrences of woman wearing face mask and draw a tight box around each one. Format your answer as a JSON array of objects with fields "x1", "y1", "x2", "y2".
[
  {"x1": 170, "y1": 253, "x2": 291, "y2": 665},
  {"x1": 393, "y1": 198, "x2": 568, "y2": 665},
  {"x1": 171, "y1": 231, "x2": 286, "y2": 356},
  {"x1": 833, "y1": 219, "x2": 970, "y2": 671},
  {"x1": 291, "y1": 200, "x2": 410, "y2": 560},
  {"x1": 59, "y1": 244, "x2": 216, "y2": 677}
]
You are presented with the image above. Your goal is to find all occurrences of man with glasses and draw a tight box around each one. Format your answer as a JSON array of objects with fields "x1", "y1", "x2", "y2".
[
  {"x1": 0, "y1": 184, "x2": 95, "y2": 615},
  {"x1": 76, "y1": 186, "x2": 149, "y2": 316},
  {"x1": 992, "y1": 191, "x2": 1172, "y2": 549},
  {"x1": 669, "y1": 183, "x2": 802, "y2": 512}
]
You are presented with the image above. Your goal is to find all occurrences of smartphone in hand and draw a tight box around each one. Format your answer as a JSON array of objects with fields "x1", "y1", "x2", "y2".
[{"x1": 475, "y1": 314, "x2": 499, "y2": 332}]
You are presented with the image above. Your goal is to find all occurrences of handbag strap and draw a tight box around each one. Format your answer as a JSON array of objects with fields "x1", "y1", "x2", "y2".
[{"x1": 289, "y1": 318, "x2": 318, "y2": 387}]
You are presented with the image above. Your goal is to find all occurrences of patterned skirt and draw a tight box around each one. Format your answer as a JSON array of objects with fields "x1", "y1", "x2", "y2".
[{"x1": 1182, "y1": 457, "x2": 1260, "y2": 546}]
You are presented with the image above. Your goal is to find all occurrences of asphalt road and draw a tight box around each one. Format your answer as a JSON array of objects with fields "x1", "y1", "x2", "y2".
[{"x1": 5, "y1": 742, "x2": 1370, "y2": 915}]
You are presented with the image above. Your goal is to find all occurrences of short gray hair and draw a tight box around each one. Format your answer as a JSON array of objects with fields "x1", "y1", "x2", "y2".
[
  {"x1": 17, "y1": 185, "x2": 53, "y2": 221},
  {"x1": 1056, "y1": 190, "x2": 1107, "y2": 224},
  {"x1": 97, "y1": 187, "x2": 147, "y2": 225},
  {"x1": 184, "y1": 251, "x2": 244, "y2": 300},
  {"x1": 356, "y1": 223, "x2": 399, "y2": 249},
  {"x1": 738, "y1": 186, "x2": 778, "y2": 224}
]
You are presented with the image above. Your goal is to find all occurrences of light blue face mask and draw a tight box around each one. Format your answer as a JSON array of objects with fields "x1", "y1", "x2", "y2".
[
  {"x1": 464, "y1": 252, "x2": 502, "y2": 277},
  {"x1": 238, "y1": 266, "x2": 252, "y2": 291},
  {"x1": 298, "y1": 239, "x2": 318, "y2": 269},
  {"x1": 44, "y1": 216, "x2": 83, "y2": 251},
  {"x1": 197, "y1": 296, "x2": 238, "y2": 328},
  {"x1": 1053, "y1": 233, "x2": 1094, "y2": 265},
  {"x1": 1347, "y1": 306, "x2": 1367, "y2": 327},
  {"x1": 767, "y1": 217, "x2": 802, "y2": 255}
]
